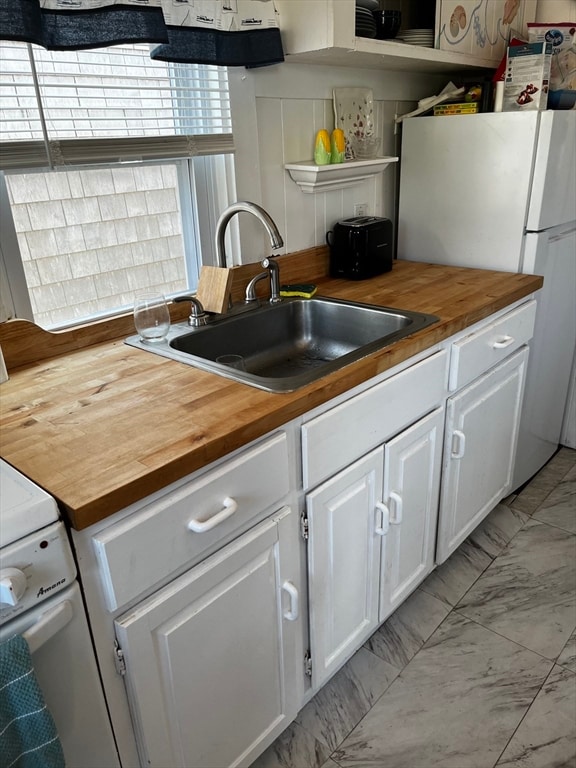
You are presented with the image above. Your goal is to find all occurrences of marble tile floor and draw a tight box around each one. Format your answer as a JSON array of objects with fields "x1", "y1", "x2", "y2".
[{"x1": 251, "y1": 447, "x2": 576, "y2": 768}]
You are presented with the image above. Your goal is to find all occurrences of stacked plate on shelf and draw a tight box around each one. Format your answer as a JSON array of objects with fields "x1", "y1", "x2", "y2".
[
  {"x1": 397, "y1": 28, "x2": 434, "y2": 47},
  {"x1": 355, "y1": 0, "x2": 378, "y2": 38}
]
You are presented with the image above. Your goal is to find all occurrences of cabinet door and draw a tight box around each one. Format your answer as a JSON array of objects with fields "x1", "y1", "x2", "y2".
[
  {"x1": 114, "y1": 507, "x2": 300, "y2": 768},
  {"x1": 437, "y1": 348, "x2": 528, "y2": 564},
  {"x1": 379, "y1": 408, "x2": 443, "y2": 622},
  {"x1": 307, "y1": 447, "x2": 383, "y2": 689}
]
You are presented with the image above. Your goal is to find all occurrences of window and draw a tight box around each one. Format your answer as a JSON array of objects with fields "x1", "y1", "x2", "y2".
[{"x1": 0, "y1": 42, "x2": 235, "y2": 329}]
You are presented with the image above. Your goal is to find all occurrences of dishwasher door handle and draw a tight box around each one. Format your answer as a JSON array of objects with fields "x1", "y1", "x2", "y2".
[{"x1": 22, "y1": 600, "x2": 74, "y2": 654}]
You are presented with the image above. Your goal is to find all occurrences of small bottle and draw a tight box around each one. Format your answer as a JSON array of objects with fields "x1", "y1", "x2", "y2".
[
  {"x1": 330, "y1": 129, "x2": 346, "y2": 164},
  {"x1": 314, "y1": 129, "x2": 331, "y2": 165}
]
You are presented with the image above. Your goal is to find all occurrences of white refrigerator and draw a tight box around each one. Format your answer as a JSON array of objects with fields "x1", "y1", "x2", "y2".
[{"x1": 397, "y1": 110, "x2": 576, "y2": 490}]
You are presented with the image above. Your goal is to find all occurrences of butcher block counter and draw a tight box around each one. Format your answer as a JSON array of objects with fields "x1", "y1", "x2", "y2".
[{"x1": 0, "y1": 254, "x2": 542, "y2": 530}]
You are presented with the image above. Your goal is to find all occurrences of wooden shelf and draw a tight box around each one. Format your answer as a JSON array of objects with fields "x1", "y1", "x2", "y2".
[{"x1": 285, "y1": 157, "x2": 399, "y2": 193}]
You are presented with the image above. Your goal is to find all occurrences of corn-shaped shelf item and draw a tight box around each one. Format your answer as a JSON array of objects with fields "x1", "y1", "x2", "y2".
[
  {"x1": 314, "y1": 129, "x2": 331, "y2": 165},
  {"x1": 330, "y1": 129, "x2": 346, "y2": 164}
]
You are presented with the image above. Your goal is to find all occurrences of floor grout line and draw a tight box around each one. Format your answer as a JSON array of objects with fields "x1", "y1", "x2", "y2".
[
  {"x1": 450, "y1": 608, "x2": 564, "y2": 666},
  {"x1": 490, "y1": 661, "x2": 575, "y2": 768}
]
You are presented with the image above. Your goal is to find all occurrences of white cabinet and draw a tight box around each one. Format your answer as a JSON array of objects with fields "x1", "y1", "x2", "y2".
[
  {"x1": 304, "y1": 359, "x2": 445, "y2": 689},
  {"x1": 437, "y1": 347, "x2": 529, "y2": 564},
  {"x1": 73, "y1": 430, "x2": 303, "y2": 768},
  {"x1": 435, "y1": 0, "x2": 535, "y2": 64},
  {"x1": 303, "y1": 300, "x2": 535, "y2": 690},
  {"x1": 114, "y1": 507, "x2": 301, "y2": 768},
  {"x1": 436, "y1": 301, "x2": 536, "y2": 563},
  {"x1": 302, "y1": 350, "x2": 448, "y2": 490},
  {"x1": 306, "y1": 448, "x2": 384, "y2": 689},
  {"x1": 274, "y1": 0, "x2": 509, "y2": 72},
  {"x1": 72, "y1": 300, "x2": 537, "y2": 767},
  {"x1": 448, "y1": 301, "x2": 536, "y2": 392},
  {"x1": 92, "y1": 432, "x2": 290, "y2": 611},
  {"x1": 379, "y1": 408, "x2": 443, "y2": 619}
]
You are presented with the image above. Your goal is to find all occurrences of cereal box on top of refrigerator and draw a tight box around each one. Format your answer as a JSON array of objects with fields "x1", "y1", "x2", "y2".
[{"x1": 503, "y1": 41, "x2": 552, "y2": 111}]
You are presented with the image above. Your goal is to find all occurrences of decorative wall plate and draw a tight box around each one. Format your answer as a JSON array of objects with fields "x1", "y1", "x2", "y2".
[{"x1": 333, "y1": 87, "x2": 375, "y2": 160}]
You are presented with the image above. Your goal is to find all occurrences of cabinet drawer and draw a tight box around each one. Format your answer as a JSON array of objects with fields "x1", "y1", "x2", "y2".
[
  {"x1": 449, "y1": 300, "x2": 536, "y2": 391},
  {"x1": 302, "y1": 350, "x2": 448, "y2": 490},
  {"x1": 93, "y1": 432, "x2": 289, "y2": 610}
]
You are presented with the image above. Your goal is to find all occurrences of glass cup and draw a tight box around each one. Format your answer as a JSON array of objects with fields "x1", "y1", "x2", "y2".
[
  {"x1": 133, "y1": 293, "x2": 170, "y2": 342},
  {"x1": 216, "y1": 354, "x2": 246, "y2": 371},
  {"x1": 350, "y1": 134, "x2": 381, "y2": 160}
]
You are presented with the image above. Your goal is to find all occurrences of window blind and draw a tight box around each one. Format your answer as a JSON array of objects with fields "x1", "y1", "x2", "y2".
[{"x1": 0, "y1": 42, "x2": 233, "y2": 171}]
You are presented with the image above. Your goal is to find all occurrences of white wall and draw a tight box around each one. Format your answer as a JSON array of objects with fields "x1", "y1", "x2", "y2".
[
  {"x1": 229, "y1": 63, "x2": 443, "y2": 262},
  {"x1": 535, "y1": 0, "x2": 576, "y2": 21}
]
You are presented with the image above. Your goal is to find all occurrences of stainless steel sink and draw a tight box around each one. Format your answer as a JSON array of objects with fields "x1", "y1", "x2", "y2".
[{"x1": 125, "y1": 297, "x2": 439, "y2": 393}]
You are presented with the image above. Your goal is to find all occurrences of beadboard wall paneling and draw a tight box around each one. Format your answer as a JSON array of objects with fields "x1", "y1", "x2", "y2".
[{"x1": 230, "y1": 65, "x2": 443, "y2": 264}]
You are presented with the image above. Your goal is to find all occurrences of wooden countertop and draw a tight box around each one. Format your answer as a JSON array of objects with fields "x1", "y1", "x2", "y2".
[{"x1": 0, "y1": 259, "x2": 542, "y2": 530}]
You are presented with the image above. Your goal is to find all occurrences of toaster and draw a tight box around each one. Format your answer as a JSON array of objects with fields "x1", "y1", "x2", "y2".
[{"x1": 326, "y1": 216, "x2": 393, "y2": 280}]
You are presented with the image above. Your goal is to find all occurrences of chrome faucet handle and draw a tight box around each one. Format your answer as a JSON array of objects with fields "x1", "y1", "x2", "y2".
[
  {"x1": 173, "y1": 295, "x2": 210, "y2": 327},
  {"x1": 245, "y1": 271, "x2": 268, "y2": 303},
  {"x1": 261, "y1": 257, "x2": 282, "y2": 304}
]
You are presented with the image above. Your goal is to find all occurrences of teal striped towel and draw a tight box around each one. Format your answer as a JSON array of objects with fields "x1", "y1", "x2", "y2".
[{"x1": 0, "y1": 634, "x2": 65, "y2": 768}]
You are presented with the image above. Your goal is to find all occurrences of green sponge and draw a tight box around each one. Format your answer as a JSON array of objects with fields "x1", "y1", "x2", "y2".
[{"x1": 280, "y1": 283, "x2": 318, "y2": 299}]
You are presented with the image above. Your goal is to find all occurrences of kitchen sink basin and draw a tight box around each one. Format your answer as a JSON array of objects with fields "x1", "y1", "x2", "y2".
[{"x1": 125, "y1": 297, "x2": 439, "y2": 393}]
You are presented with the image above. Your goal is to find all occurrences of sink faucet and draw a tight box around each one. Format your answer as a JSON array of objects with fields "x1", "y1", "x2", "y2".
[{"x1": 215, "y1": 201, "x2": 284, "y2": 269}]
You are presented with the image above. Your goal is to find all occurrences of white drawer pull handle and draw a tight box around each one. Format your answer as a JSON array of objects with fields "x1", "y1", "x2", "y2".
[
  {"x1": 492, "y1": 335, "x2": 515, "y2": 349},
  {"x1": 452, "y1": 430, "x2": 466, "y2": 459},
  {"x1": 390, "y1": 492, "x2": 403, "y2": 524},
  {"x1": 282, "y1": 581, "x2": 299, "y2": 621},
  {"x1": 187, "y1": 497, "x2": 238, "y2": 533},
  {"x1": 375, "y1": 502, "x2": 390, "y2": 536}
]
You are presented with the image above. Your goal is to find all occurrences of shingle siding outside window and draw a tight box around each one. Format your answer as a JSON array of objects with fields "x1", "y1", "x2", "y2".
[{"x1": 5, "y1": 166, "x2": 187, "y2": 328}]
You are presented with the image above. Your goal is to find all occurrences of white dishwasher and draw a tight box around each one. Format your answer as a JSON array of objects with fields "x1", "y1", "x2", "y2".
[{"x1": 0, "y1": 459, "x2": 120, "y2": 768}]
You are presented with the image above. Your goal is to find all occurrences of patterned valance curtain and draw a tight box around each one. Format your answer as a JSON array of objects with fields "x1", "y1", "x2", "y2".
[{"x1": 0, "y1": 0, "x2": 284, "y2": 67}]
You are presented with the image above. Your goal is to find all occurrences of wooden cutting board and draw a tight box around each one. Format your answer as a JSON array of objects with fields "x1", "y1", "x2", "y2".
[{"x1": 195, "y1": 266, "x2": 234, "y2": 314}]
